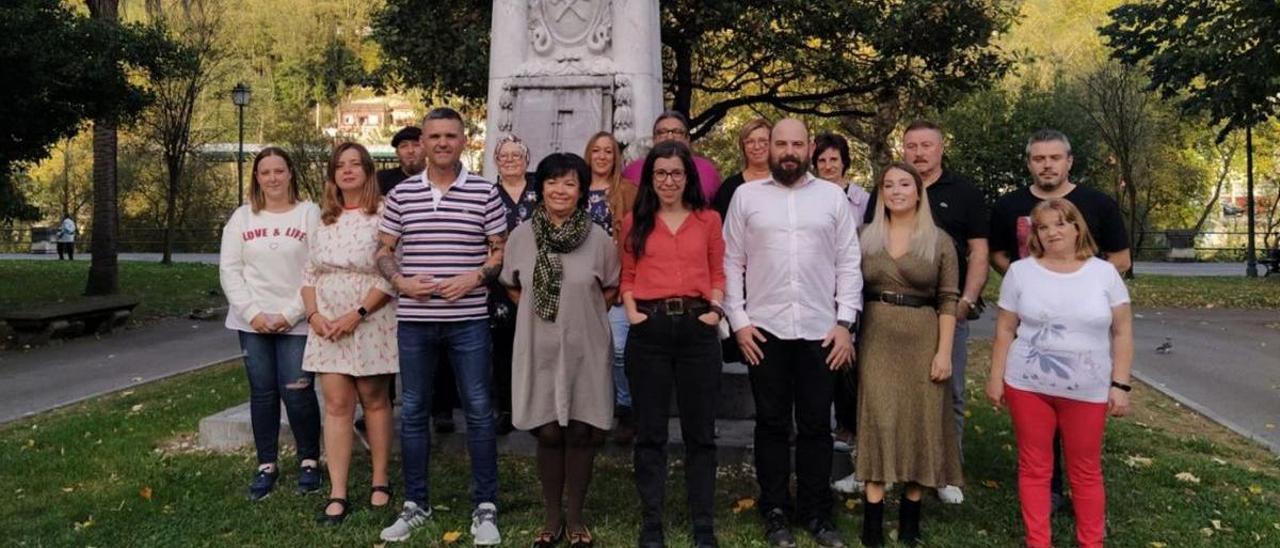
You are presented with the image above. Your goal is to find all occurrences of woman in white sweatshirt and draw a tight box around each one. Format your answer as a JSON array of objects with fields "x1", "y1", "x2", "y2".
[{"x1": 219, "y1": 146, "x2": 324, "y2": 501}]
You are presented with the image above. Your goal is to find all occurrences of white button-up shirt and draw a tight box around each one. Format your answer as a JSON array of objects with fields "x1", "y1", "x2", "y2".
[{"x1": 723, "y1": 175, "x2": 863, "y2": 340}]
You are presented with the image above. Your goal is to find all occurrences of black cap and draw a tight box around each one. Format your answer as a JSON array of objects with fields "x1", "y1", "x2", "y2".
[{"x1": 390, "y1": 126, "x2": 422, "y2": 148}]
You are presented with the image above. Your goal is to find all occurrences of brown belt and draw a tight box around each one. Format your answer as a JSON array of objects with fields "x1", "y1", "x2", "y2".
[{"x1": 864, "y1": 291, "x2": 936, "y2": 308}]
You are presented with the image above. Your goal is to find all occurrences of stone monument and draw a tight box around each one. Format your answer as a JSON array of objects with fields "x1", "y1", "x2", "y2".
[{"x1": 483, "y1": 0, "x2": 663, "y2": 176}]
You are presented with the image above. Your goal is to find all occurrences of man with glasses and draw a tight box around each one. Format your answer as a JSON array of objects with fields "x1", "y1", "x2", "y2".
[{"x1": 622, "y1": 110, "x2": 723, "y2": 201}]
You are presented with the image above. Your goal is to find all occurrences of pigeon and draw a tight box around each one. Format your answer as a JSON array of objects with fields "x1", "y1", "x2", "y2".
[{"x1": 1155, "y1": 337, "x2": 1173, "y2": 354}]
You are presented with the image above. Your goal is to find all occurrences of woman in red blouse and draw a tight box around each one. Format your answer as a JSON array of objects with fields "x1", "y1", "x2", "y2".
[{"x1": 620, "y1": 140, "x2": 727, "y2": 548}]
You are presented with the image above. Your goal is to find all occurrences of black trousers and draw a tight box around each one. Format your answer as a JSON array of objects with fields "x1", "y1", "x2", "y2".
[
  {"x1": 832, "y1": 367, "x2": 857, "y2": 435},
  {"x1": 490, "y1": 315, "x2": 515, "y2": 414},
  {"x1": 749, "y1": 330, "x2": 835, "y2": 524},
  {"x1": 57, "y1": 242, "x2": 74, "y2": 260},
  {"x1": 626, "y1": 309, "x2": 722, "y2": 532}
]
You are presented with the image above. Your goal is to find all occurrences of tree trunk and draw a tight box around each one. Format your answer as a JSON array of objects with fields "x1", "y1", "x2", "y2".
[
  {"x1": 671, "y1": 41, "x2": 693, "y2": 120},
  {"x1": 161, "y1": 169, "x2": 178, "y2": 265},
  {"x1": 85, "y1": 0, "x2": 121, "y2": 296},
  {"x1": 85, "y1": 120, "x2": 119, "y2": 295}
]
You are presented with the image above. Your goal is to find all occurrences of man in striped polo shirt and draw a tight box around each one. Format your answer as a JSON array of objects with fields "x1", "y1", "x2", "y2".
[{"x1": 375, "y1": 107, "x2": 507, "y2": 545}]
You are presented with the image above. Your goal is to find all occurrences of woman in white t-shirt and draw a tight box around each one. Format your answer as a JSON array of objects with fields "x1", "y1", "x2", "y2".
[
  {"x1": 219, "y1": 147, "x2": 323, "y2": 501},
  {"x1": 986, "y1": 198, "x2": 1134, "y2": 548}
]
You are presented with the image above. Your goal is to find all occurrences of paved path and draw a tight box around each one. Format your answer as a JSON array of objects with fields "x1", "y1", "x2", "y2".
[
  {"x1": 0, "y1": 254, "x2": 1258, "y2": 276},
  {"x1": 970, "y1": 307, "x2": 1280, "y2": 453},
  {"x1": 0, "y1": 318, "x2": 240, "y2": 424}
]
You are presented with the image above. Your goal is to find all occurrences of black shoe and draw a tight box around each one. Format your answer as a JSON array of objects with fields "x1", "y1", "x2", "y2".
[
  {"x1": 763, "y1": 509, "x2": 796, "y2": 548},
  {"x1": 612, "y1": 406, "x2": 635, "y2": 445},
  {"x1": 317, "y1": 498, "x2": 349, "y2": 525},
  {"x1": 805, "y1": 519, "x2": 845, "y2": 548},
  {"x1": 693, "y1": 524, "x2": 717, "y2": 547},
  {"x1": 898, "y1": 496, "x2": 921, "y2": 546},
  {"x1": 638, "y1": 521, "x2": 665, "y2": 548},
  {"x1": 860, "y1": 500, "x2": 884, "y2": 547},
  {"x1": 434, "y1": 411, "x2": 456, "y2": 433},
  {"x1": 247, "y1": 468, "x2": 279, "y2": 501},
  {"x1": 496, "y1": 412, "x2": 515, "y2": 436},
  {"x1": 297, "y1": 463, "x2": 323, "y2": 494}
]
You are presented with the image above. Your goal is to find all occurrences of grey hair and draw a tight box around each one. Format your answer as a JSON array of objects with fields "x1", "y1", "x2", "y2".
[
  {"x1": 1026, "y1": 129, "x2": 1072, "y2": 157},
  {"x1": 494, "y1": 133, "x2": 529, "y2": 163},
  {"x1": 423, "y1": 106, "x2": 464, "y2": 129}
]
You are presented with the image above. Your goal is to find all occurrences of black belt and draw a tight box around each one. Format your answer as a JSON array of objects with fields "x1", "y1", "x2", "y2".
[
  {"x1": 864, "y1": 291, "x2": 936, "y2": 308},
  {"x1": 636, "y1": 297, "x2": 709, "y2": 316}
]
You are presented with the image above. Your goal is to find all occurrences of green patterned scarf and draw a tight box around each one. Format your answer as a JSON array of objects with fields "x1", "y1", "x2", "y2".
[{"x1": 531, "y1": 206, "x2": 591, "y2": 321}]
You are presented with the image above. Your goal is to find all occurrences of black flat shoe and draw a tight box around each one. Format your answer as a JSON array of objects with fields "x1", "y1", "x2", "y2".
[
  {"x1": 370, "y1": 485, "x2": 392, "y2": 508},
  {"x1": 316, "y1": 498, "x2": 349, "y2": 526},
  {"x1": 531, "y1": 525, "x2": 564, "y2": 547}
]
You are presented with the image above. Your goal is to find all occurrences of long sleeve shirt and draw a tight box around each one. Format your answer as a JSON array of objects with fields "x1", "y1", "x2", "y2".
[
  {"x1": 218, "y1": 202, "x2": 320, "y2": 335},
  {"x1": 619, "y1": 209, "x2": 726, "y2": 301},
  {"x1": 722, "y1": 175, "x2": 862, "y2": 340}
]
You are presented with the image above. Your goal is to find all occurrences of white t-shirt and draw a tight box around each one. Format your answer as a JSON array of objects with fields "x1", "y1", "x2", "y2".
[
  {"x1": 58, "y1": 218, "x2": 76, "y2": 242},
  {"x1": 218, "y1": 202, "x2": 320, "y2": 335},
  {"x1": 997, "y1": 257, "x2": 1130, "y2": 403}
]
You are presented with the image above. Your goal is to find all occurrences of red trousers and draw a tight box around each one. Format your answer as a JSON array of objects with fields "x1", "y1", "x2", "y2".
[{"x1": 1005, "y1": 384, "x2": 1108, "y2": 548}]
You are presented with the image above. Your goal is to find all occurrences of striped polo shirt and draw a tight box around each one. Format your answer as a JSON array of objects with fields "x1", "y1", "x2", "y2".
[{"x1": 380, "y1": 167, "x2": 507, "y2": 322}]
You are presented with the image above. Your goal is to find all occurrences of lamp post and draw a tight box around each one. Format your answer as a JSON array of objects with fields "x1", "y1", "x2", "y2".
[
  {"x1": 1245, "y1": 125, "x2": 1258, "y2": 278},
  {"x1": 231, "y1": 83, "x2": 252, "y2": 206}
]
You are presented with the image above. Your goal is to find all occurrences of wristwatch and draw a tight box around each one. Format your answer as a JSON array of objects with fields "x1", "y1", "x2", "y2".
[
  {"x1": 1110, "y1": 380, "x2": 1132, "y2": 392},
  {"x1": 357, "y1": 306, "x2": 368, "y2": 319},
  {"x1": 837, "y1": 320, "x2": 855, "y2": 333}
]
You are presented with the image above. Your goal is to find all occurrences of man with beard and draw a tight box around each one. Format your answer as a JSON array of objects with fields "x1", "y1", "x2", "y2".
[
  {"x1": 377, "y1": 126, "x2": 426, "y2": 195},
  {"x1": 857, "y1": 120, "x2": 989, "y2": 504},
  {"x1": 989, "y1": 129, "x2": 1130, "y2": 514},
  {"x1": 723, "y1": 118, "x2": 862, "y2": 548}
]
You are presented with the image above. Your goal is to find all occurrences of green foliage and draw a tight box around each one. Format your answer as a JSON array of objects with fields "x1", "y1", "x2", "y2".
[
  {"x1": 1102, "y1": 1, "x2": 1280, "y2": 139},
  {"x1": 0, "y1": 261, "x2": 224, "y2": 324},
  {"x1": 0, "y1": 0, "x2": 175, "y2": 220},
  {"x1": 370, "y1": 0, "x2": 491, "y2": 101}
]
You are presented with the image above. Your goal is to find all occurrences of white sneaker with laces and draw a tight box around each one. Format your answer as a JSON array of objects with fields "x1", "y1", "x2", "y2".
[
  {"x1": 471, "y1": 502, "x2": 501, "y2": 546},
  {"x1": 831, "y1": 473, "x2": 865, "y2": 494},
  {"x1": 380, "y1": 501, "x2": 432, "y2": 542},
  {"x1": 937, "y1": 485, "x2": 965, "y2": 504}
]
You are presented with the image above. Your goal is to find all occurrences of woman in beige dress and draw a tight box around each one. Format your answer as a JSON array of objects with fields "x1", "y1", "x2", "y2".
[
  {"x1": 301, "y1": 142, "x2": 398, "y2": 525},
  {"x1": 855, "y1": 162, "x2": 961, "y2": 547},
  {"x1": 501, "y1": 152, "x2": 620, "y2": 547}
]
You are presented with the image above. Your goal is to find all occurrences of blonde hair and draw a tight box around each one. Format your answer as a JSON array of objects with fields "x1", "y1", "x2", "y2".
[
  {"x1": 321, "y1": 142, "x2": 380, "y2": 225},
  {"x1": 1027, "y1": 198, "x2": 1098, "y2": 259},
  {"x1": 584, "y1": 131, "x2": 623, "y2": 193},
  {"x1": 860, "y1": 162, "x2": 942, "y2": 261},
  {"x1": 738, "y1": 118, "x2": 772, "y2": 160}
]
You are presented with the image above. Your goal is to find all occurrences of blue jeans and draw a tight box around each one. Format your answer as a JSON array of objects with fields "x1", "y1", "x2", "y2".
[
  {"x1": 951, "y1": 318, "x2": 970, "y2": 454},
  {"x1": 608, "y1": 305, "x2": 632, "y2": 408},
  {"x1": 398, "y1": 319, "x2": 498, "y2": 506},
  {"x1": 238, "y1": 331, "x2": 321, "y2": 465}
]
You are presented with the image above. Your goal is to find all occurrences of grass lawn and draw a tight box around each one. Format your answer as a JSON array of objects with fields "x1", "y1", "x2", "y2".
[
  {"x1": 2, "y1": 343, "x2": 1277, "y2": 547},
  {"x1": 0, "y1": 260, "x2": 224, "y2": 322},
  {"x1": 982, "y1": 272, "x2": 1280, "y2": 310}
]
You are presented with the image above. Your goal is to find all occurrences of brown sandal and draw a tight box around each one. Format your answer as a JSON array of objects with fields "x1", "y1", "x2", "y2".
[
  {"x1": 531, "y1": 525, "x2": 564, "y2": 547},
  {"x1": 568, "y1": 526, "x2": 593, "y2": 548}
]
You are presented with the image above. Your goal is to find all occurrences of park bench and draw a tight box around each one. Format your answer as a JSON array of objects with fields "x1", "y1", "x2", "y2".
[
  {"x1": 1263, "y1": 247, "x2": 1280, "y2": 276},
  {"x1": 0, "y1": 295, "x2": 140, "y2": 345}
]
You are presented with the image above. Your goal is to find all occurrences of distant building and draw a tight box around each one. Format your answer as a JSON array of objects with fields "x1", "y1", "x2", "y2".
[{"x1": 335, "y1": 97, "x2": 419, "y2": 143}]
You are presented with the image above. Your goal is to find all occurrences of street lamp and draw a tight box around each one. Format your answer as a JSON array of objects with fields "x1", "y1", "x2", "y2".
[{"x1": 231, "y1": 83, "x2": 252, "y2": 206}]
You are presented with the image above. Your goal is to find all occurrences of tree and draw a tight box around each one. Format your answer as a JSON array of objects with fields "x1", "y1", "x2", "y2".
[
  {"x1": 370, "y1": 0, "x2": 1015, "y2": 150},
  {"x1": 1102, "y1": 0, "x2": 1280, "y2": 275},
  {"x1": 0, "y1": 0, "x2": 166, "y2": 224},
  {"x1": 138, "y1": 2, "x2": 227, "y2": 264}
]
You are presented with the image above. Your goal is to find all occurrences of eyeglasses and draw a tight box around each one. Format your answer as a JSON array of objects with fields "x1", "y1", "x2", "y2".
[
  {"x1": 743, "y1": 138, "x2": 769, "y2": 148},
  {"x1": 497, "y1": 153, "x2": 524, "y2": 162},
  {"x1": 653, "y1": 169, "x2": 687, "y2": 181},
  {"x1": 655, "y1": 128, "x2": 689, "y2": 138}
]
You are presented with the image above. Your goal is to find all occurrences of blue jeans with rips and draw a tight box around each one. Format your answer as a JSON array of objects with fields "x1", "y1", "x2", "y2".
[{"x1": 238, "y1": 331, "x2": 321, "y2": 465}]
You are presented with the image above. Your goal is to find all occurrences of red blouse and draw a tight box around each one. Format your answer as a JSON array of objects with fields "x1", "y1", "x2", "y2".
[{"x1": 620, "y1": 209, "x2": 727, "y2": 301}]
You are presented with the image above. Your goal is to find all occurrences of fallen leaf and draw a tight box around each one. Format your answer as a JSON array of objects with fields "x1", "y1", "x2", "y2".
[
  {"x1": 1125, "y1": 455, "x2": 1153, "y2": 468},
  {"x1": 1211, "y1": 519, "x2": 1223, "y2": 530},
  {"x1": 1211, "y1": 457, "x2": 1227, "y2": 465},
  {"x1": 1200, "y1": 527, "x2": 1214, "y2": 537},
  {"x1": 73, "y1": 516, "x2": 94, "y2": 531},
  {"x1": 1002, "y1": 443, "x2": 1013, "y2": 452},
  {"x1": 130, "y1": 404, "x2": 143, "y2": 413},
  {"x1": 732, "y1": 497, "x2": 756, "y2": 514},
  {"x1": 845, "y1": 499, "x2": 858, "y2": 509},
  {"x1": 442, "y1": 531, "x2": 462, "y2": 544},
  {"x1": 61, "y1": 486, "x2": 75, "y2": 493},
  {"x1": 1175, "y1": 472, "x2": 1201, "y2": 484},
  {"x1": 1149, "y1": 543, "x2": 1167, "y2": 548},
  {"x1": 139, "y1": 487, "x2": 153, "y2": 501},
  {"x1": 433, "y1": 504, "x2": 451, "y2": 512},
  {"x1": 1248, "y1": 485, "x2": 1263, "y2": 495},
  {"x1": 982, "y1": 479, "x2": 1001, "y2": 489},
  {"x1": 121, "y1": 390, "x2": 134, "y2": 397}
]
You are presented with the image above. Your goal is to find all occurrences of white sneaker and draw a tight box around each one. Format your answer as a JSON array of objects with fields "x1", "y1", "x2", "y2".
[
  {"x1": 380, "y1": 501, "x2": 432, "y2": 542},
  {"x1": 831, "y1": 473, "x2": 865, "y2": 494},
  {"x1": 937, "y1": 485, "x2": 965, "y2": 504},
  {"x1": 471, "y1": 502, "x2": 501, "y2": 546}
]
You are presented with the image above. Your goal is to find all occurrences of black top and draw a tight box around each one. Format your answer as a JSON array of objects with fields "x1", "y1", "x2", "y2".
[
  {"x1": 496, "y1": 173, "x2": 539, "y2": 232},
  {"x1": 713, "y1": 172, "x2": 747, "y2": 220},
  {"x1": 989, "y1": 184, "x2": 1129, "y2": 261},
  {"x1": 377, "y1": 167, "x2": 416, "y2": 196},
  {"x1": 863, "y1": 170, "x2": 989, "y2": 287}
]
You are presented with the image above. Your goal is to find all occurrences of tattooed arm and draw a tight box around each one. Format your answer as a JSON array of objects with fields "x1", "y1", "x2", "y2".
[
  {"x1": 376, "y1": 232, "x2": 435, "y2": 300},
  {"x1": 436, "y1": 231, "x2": 507, "y2": 302}
]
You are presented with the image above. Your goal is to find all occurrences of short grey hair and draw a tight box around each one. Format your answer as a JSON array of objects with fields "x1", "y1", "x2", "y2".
[
  {"x1": 1026, "y1": 129, "x2": 1072, "y2": 157},
  {"x1": 493, "y1": 133, "x2": 529, "y2": 163}
]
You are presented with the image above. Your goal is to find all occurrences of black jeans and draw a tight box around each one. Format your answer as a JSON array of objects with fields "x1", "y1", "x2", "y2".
[
  {"x1": 626, "y1": 307, "x2": 722, "y2": 534},
  {"x1": 749, "y1": 329, "x2": 836, "y2": 524},
  {"x1": 833, "y1": 367, "x2": 857, "y2": 435},
  {"x1": 490, "y1": 315, "x2": 515, "y2": 415}
]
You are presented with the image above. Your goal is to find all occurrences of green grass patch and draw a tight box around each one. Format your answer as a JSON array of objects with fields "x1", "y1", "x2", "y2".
[
  {"x1": 982, "y1": 272, "x2": 1280, "y2": 310},
  {"x1": 0, "y1": 260, "x2": 224, "y2": 321},
  {"x1": 2, "y1": 347, "x2": 1278, "y2": 547}
]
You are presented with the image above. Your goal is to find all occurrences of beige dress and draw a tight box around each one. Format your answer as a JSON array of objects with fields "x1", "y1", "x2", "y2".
[
  {"x1": 302, "y1": 208, "x2": 398, "y2": 376},
  {"x1": 500, "y1": 223, "x2": 620, "y2": 431},
  {"x1": 855, "y1": 228, "x2": 963, "y2": 488}
]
